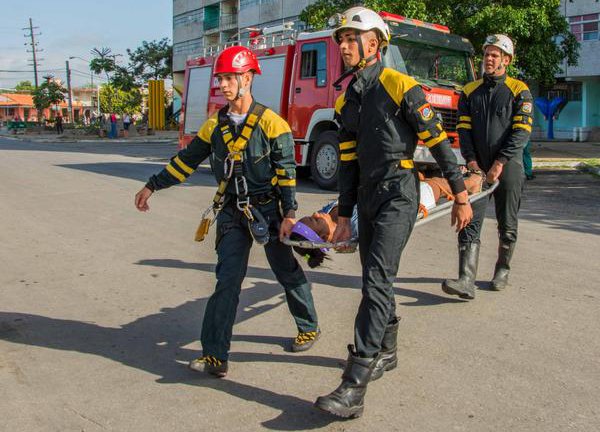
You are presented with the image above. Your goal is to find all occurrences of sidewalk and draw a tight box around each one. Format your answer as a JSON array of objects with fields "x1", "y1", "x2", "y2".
[
  {"x1": 531, "y1": 140, "x2": 600, "y2": 174},
  {"x1": 0, "y1": 129, "x2": 179, "y2": 144},
  {"x1": 531, "y1": 140, "x2": 600, "y2": 161}
]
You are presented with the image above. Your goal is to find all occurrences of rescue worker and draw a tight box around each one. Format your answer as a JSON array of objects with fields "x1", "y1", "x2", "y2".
[
  {"x1": 314, "y1": 7, "x2": 473, "y2": 418},
  {"x1": 523, "y1": 141, "x2": 535, "y2": 180},
  {"x1": 442, "y1": 34, "x2": 533, "y2": 300},
  {"x1": 134, "y1": 46, "x2": 319, "y2": 378}
]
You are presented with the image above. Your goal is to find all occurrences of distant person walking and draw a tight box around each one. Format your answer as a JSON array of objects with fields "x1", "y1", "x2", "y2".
[
  {"x1": 109, "y1": 113, "x2": 118, "y2": 139},
  {"x1": 523, "y1": 141, "x2": 535, "y2": 180},
  {"x1": 55, "y1": 114, "x2": 64, "y2": 135},
  {"x1": 123, "y1": 113, "x2": 131, "y2": 137}
]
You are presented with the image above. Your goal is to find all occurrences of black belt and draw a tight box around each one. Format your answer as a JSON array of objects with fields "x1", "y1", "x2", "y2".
[
  {"x1": 224, "y1": 189, "x2": 279, "y2": 207},
  {"x1": 250, "y1": 190, "x2": 279, "y2": 206}
]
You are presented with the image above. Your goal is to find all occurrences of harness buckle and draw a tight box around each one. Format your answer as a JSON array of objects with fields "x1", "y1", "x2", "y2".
[
  {"x1": 224, "y1": 153, "x2": 241, "y2": 179},
  {"x1": 235, "y1": 175, "x2": 251, "y2": 213}
]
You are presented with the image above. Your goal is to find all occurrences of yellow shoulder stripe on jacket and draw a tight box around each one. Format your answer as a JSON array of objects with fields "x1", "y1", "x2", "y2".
[
  {"x1": 335, "y1": 93, "x2": 346, "y2": 115},
  {"x1": 462, "y1": 79, "x2": 484, "y2": 97},
  {"x1": 505, "y1": 76, "x2": 530, "y2": 97},
  {"x1": 197, "y1": 112, "x2": 219, "y2": 143},
  {"x1": 379, "y1": 68, "x2": 419, "y2": 107},
  {"x1": 258, "y1": 108, "x2": 292, "y2": 140}
]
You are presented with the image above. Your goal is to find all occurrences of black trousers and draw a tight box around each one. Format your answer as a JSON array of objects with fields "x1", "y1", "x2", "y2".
[
  {"x1": 459, "y1": 159, "x2": 525, "y2": 244},
  {"x1": 355, "y1": 170, "x2": 419, "y2": 358},
  {"x1": 200, "y1": 199, "x2": 318, "y2": 361}
]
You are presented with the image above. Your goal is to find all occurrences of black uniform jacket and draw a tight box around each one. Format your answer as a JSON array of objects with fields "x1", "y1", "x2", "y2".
[
  {"x1": 146, "y1": 100, "x2": 299, "y2": 214},
  {"x1": 456, "y1": 73, "x2": 533, "y2": 172},
  {"x1": 335, "y1": 61, "x2": 465, "y2": 217}
]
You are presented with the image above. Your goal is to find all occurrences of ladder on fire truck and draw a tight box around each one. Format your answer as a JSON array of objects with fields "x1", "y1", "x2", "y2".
[{"x1": 189, "y1": 22, "x2": 298, "y2": 60}]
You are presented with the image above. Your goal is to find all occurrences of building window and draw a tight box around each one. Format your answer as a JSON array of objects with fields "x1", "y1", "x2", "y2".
[
  {"x1": 174, "y1": 9, "x2": 204, "y2": 27},
  {"x1": 569, "y1": 14, "x2": 599, "y2": 41},
  {"x1": 300, "y1": 42, "x2": 327, "y2": 87},
  {"x1": 204, "y1": 5, "x2": 220, "y2": 31},
  {"x1": 542, "y1": 81, "x2": 582, "y2": 102}
]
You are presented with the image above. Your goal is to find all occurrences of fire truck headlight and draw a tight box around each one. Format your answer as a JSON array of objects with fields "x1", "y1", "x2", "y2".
[{"x1": 328, "y1": 14, "x2": 342, "y2": 28}]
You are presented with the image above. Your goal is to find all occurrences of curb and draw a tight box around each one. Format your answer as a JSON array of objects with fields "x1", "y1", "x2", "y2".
[
  {"x1": 0, "y1": 134, "x2": 177, "y2": 144},
  {"x1": 533, "y1": 160, "x2": 582, "y2": 168}
]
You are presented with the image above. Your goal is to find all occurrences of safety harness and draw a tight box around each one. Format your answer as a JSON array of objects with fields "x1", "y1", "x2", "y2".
[{"x1": 195, "y1": 102, "x2": 267, "y2": 242}]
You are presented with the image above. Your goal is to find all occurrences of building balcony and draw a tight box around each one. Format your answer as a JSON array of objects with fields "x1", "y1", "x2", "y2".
[{"x1": 220, "y1": 14, "x2": 238, "y2": 30}]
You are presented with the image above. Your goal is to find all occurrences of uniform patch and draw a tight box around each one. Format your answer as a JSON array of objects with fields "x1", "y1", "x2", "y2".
[
  {"x1": 417, "y1": 104, "x2": 435, "y2": 121},
  {"x1": 522, "y1": 102, "x2": 532, "y2": 114}
]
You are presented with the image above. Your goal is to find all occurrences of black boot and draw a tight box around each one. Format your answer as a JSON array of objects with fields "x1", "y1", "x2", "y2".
[
  {"x1": 371, "y1": 317, "x2": 400, "y2": 381},
  {"x1": 490, "y1": 241, "x2": 515, "y2": 290},
  {"x1": 442, "y1": 242, "x2": 480, "y2": 300},
  {"x1": 314, "y1": 345, "x2": 378, "y2": 419}
]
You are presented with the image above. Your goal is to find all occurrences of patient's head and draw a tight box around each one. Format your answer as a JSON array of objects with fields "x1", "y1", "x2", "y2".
[
  {"x1": 290, "y1": 220, "x2": 330, "y2": 268},
  {"x1": 298, "y1": 213, "x2": 336, "y2": 242}
]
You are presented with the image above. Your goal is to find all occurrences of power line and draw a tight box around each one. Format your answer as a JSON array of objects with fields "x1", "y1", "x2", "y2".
[
  {"x1": 22, "y1": 18, "x2": 43, "y2": 88},
  {"x1": 0, "y1": 69, "x2": 62, "y2": 73}
]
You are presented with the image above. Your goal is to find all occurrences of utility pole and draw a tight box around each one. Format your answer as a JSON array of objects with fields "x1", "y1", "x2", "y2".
[
  {"x1": 65, "y1": 60, "x2": 74, "y2": 123},
  {"x1": 23, "y1": 18, "x2": 43, "y2": 89}
]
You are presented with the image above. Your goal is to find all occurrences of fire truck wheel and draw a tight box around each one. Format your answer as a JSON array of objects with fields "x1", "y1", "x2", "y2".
[{"x1": 310, "y1": 131, "x2": 339, "y2": 190}]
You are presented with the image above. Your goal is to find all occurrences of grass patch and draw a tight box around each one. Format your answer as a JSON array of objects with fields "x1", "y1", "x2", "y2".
[
  {"x1": 582, "y1": 158, "x2": 600, "y2": 168},
  {"x1": 578, "y1": 159, "x2": 600, "y2": 178}
]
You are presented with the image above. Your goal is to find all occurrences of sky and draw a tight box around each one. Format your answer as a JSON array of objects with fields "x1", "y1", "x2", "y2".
[{"x1": 0, "y1": 0, "x2": 172, "y2": 89}]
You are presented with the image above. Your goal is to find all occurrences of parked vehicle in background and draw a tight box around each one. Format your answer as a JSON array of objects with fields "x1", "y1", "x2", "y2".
[{"x1": 179, "y1": 12, "x2": 476, "y2": 189}]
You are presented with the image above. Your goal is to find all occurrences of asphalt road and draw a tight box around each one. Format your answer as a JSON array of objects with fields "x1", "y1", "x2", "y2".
[{"x1": 1, "y1": 137, "x2": 599, "y2": 432}]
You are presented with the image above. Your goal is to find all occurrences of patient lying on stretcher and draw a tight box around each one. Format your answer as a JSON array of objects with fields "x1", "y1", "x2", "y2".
[{"x1": 290, "y1": 171, "x2": 483, "y2": 268}]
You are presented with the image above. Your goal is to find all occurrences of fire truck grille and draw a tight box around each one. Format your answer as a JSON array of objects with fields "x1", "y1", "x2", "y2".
[{"x1": 435, "y1": 108, "x2": 458, "y2": 132}]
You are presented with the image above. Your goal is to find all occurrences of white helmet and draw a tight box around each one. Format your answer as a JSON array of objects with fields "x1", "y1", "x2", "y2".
[
  {"x1": 331, "y1": 7, "x2": 391, "y2": 46},
  {"x1": 483, "y1": 34, "x2": 514, "y2": 57}
]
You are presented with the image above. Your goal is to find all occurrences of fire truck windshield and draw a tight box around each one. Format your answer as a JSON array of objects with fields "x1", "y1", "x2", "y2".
[{"x1": 384, "y1": 41, "x2": 474, "y2": 89}]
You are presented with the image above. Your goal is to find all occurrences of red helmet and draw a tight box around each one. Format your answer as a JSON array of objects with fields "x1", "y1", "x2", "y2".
[{"x1": 213, "y1": 46, "x2": 262, "y2": 75}]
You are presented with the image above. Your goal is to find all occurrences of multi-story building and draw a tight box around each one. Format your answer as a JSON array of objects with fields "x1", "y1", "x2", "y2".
[
  {"x1": 172, "y1": 0, "x2": 317, "y2": 92},
  {"x1": 534, "y1": 0, "x2": 600, "y2": 140}
]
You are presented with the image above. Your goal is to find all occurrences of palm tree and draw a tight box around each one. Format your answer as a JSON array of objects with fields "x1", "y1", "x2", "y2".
[{"x1": 89, "y1": 47, "x2": 116, "y2": 82}]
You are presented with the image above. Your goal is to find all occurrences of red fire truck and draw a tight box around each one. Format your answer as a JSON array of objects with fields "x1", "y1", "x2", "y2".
[{"x1": 179, "y1": 11, "x2": 476, "y2": 189}]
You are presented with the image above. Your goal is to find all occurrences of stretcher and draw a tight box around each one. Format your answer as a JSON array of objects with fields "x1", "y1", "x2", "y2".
[{"x1": 282, "y1": 180, "x2": 499, "y2": 251}]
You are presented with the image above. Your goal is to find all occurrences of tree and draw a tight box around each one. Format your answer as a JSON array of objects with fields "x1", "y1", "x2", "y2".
[
  {"x1": 99, "y1": 84, "x2": 142, "y2": 115},
  {"x1": 90, "y1": 47, "x2": 117, "y2": 82},
  {"x1": 300, "y1": 0, "x2": 578, "y2": 85},
  {"x1": 15, "y1": 80, "x2": 34, "y2": 92},
  {"x1": 32, "y1": 77, "x2": 66, "y2": 121},
  {"x1": 89, "y1": 40, "x2": 172, "y2": 115},
  {"x1": 127, "y1": 38, "x2": 172, "y2": 81}
]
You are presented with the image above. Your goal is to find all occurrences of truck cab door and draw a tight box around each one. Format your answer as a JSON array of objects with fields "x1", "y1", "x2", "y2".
[{"x1": 288, "y1": 40, "x2": 330, "y2": 139}]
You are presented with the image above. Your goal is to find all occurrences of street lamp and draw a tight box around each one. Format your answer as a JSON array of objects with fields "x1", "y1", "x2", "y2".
[{"x1": 69, "y1": 56, "x2": 93, "y2": 87}]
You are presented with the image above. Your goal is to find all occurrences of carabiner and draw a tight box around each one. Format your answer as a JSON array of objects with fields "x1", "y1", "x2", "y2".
[
  {"x1": 224, "y1": 158, "x2": 234, "y2": 179},
  {"x1": 242, "y1": 205, "x2": 254, "y2": 221}
]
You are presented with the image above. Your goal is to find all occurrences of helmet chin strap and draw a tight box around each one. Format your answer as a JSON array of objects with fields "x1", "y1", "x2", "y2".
[
  {"x1": 484, "y1": 51, "x2": 508, "y2": 76},
  {"x1": 332, "y1": 30, "x2": 379, "y2": 87},
  {"x1": 235, "y1": 74, "x2": 248, "y2": 100},
  {"x1": 496, "y1": 52, "x2": 505, "y2": 72},
  {"x1": 356, "y1": 30, "x2": 378, "y2": 69}
]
